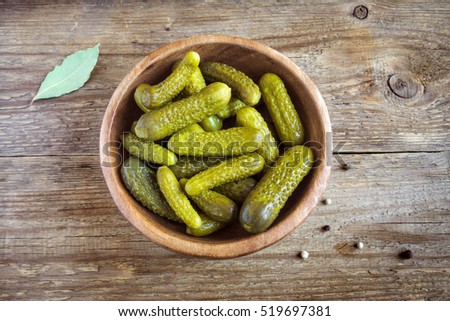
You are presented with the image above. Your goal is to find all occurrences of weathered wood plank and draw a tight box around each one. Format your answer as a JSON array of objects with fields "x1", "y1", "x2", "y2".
[
  {"x1": 0, "y1": 0, "x2": 449, "y2": 302},
  {"x1": 0, "y1": 1, "x2": 449, "y2": 155},
  {"x1": 1, "y1": 152, "x2": 448, "y2": 300}
]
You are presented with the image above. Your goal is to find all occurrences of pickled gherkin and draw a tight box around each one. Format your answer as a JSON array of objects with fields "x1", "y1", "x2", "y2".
[
  {"x1": 200, "y1": 115, "x2": 223, "y2": 132},
  {"x1": 186, "y1": 213, "x2": 229, "y2": 237},
  {"x1": 123, "y1": 50, "x2": 316, "y2": 237},
  {"x1": 122, "y1": 132, "x2": 178, "y2": 166},
  {"x1": 259, "y1": 73, "x2": 305, "y2": 146},
  {"x1": 168, "y1": 156, "x2": 224, "y2": 180},
  {"x1": 130, "y1": 121, "x2": 138, "y2": 134},
  {"x1": 178, "y1": 123, "x2": 205, "y2": 134},
  {"x1": 185, "y1": 153, "x2": 265, "y2": 196},
  {"x1": 179, "y1": 178, "x2": 237, "y2": 223},
  {"x1": 236, "y1": 107, "x2": 279, "y2": 168},
  {"x1": 166, "y1": 123, "x2": 224, "y2": 179},
  {"x1": 200, "y1": 62, "x2": 261, "y2": 106},
  {"x1": 121, "y1": 157, "x2": 181, "y2": 223},
  {"x1": 239, "y1": 145, "x2": 314, "y2": 234},
  {"x1": 172, "y1": 60, "x2": 206, "y2": 96},
  {"x1": 217, "y1": 98, "x2": 247, "y2": 119},
  {"x1": 168, "y1": 127, "x2": 264, "y2": 157},
  {"x1": 236, "y1": 107, "x2": 274, "y2": 138},
  {"x1": 156, "y1": 166, "x2": 202, "y2": 229},
  {"x1": 134, "y1": 82, "x2": 231, "y2": 141},
  {"x1": 174, "y1": 60, "x2": 221, "y2": 132},
  {"x1": 213, "y1": 177, "x2": 258, "y2": 205},
  {"x1": 134, "y1": 51, "x2": 200, "y2": 112}
]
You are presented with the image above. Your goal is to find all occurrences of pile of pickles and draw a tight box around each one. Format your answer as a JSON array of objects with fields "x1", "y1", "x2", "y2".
[{"x1": 121, "y1": 51, "x2": 314, "y2": 236}]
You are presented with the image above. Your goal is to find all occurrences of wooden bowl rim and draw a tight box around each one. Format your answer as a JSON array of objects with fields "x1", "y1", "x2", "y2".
[{"x1": 99, "y1": 35, "x2": 332, "y2": 258}]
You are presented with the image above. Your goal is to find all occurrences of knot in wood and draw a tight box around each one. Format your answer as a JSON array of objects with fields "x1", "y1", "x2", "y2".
[
  {"x1": 388, "y1": 74, "x2": 420, "y2": 99},
  {"x1": 353, "y1": 5, "x2": 368, "y2": 20}
]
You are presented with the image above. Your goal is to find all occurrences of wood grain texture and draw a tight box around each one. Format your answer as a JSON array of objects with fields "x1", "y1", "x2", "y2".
[
  {"x1": 0, "y1": 1, "x2": 449, "y2": 154},
  {"x1": 0, "y1": 0, "x2": 449, "y2": 300},
  {"x1": 1, "y1": 153, "x2": 448, "y2": 300}
]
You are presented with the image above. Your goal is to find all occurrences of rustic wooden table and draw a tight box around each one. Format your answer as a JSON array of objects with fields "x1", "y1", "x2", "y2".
[{"x1": 1, "y1": 1, "x2": 449, "y2": 300}]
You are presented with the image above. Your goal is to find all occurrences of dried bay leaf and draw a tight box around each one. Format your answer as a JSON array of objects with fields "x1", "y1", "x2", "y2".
[{"x1": 32, "y1": 44, "x2": 100, "y2": 103}]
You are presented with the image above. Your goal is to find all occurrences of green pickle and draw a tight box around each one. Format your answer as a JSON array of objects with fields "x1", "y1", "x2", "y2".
[
  {"x1": 124, "y1": 51, "x2": 313, "y2": 237},
  {"x1": 200, "y1": 62, "x2": 261, "y2": 106},
  {"x1": 121, "y1": 157, "x2": 181, "y2": 223},
  {"x1": 259, "y1": 73, "x2": 305, "y2": 146},
  {"x1": 216, "y1": 98, "x2": 247, "y2": 119},
  {"x1": 168, "y1": 127, "x2": 264, "y2": 157},
  {"x1": 156, "y1": 166, "x2": 202, "y2": 229},
  {"x1": 134, "y1": 51, "x2": 200, "y2": 112},
  {"x1": 134, "y1": 82, "x2": 231, "y2": 141},
  {"x1": 178, "y1": 123, "x2": 205, "y2": 134},
  {"x1": 200, "y1": 115, "x2": 223, "y2": 132},
  {"x1": 185, "y1": 153, "x2": 265, "y2": 196},
  {"x1": 122, "y1": 133, "x2": 178, "y2": 166},
  {"x1": 168, "y1": 156, "x2": 224, "y2": 179},
  {"x1": 172, "y1": 60, "x2": 206, "y2": 96},
  {"x1": 179, "y1": 178, "x2": 237, "y2": 223},
  {"x1": 186, "y1": 213, "x2": 229, "y2": 237},
  {"x1": 239, "y1": 145, "x2": 314, "y2": 234},
  {"x1": 174, "y1": 60, "x2": 221, "y2": 132},
  {"x1": 130, "y1": 121, "x2": 138, "y2": 134},
  {"x1": 236, "y1": 107, "x2": 279, "y2": 168},
  {"x1": 166, "y1": 123, "x2": 224, "y2": 179},
  {"x1": 213, "y1": 177, "x2": 258, "y2": 205}
]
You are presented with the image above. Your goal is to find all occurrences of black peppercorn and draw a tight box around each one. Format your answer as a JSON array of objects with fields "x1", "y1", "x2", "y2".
[
  {"x1": 321, "y1": 225, "x2": 331, "y2": 232},
  {"x1": 399, "y1": 250, "x2": 413, "y2": 259}
]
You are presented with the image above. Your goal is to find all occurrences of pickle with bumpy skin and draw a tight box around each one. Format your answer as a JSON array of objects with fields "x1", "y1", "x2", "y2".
[
  {"x1": 200, "y1": 62, "x2": 261, "y2": 106},
  {"x1": 166, "y1": 124, "x2": 225, "y2": 178},
  {"x1": 122, "y1": 133, "x2": 178, "y2": 166},
  {"x1": 121, "y1": 157, "x2": 181, "y2": 223},
  {"x1": 168, "y1": 127, "x2": 264, "y2": 157},
  {"x1": 186, "y1": 213, "x2": 229, "y2": 237},
  {"x1": 172, "y1": 60, "x2": 207, "y2": 95},
  {"x1": 200, "y1": 115, "x2": 223, "y2": 132},
  {"x1": 179, "y1": 178, "x2": 237, "y2": 223},
  {"x1": 213, "y1": 177, "x2": 258, "y2": 205},
  {"x1": 134, "y1": 82, "x2": 231, "y2": 141},
  {"x1": 134, "y1": 51, "x2": 200, "y2": 112},
  {"x1": 173, "y1": 60, "x2": 221, "y2": 132},
  {"x1": 236, "y1": 107, "x2": 279, "y2": 168},
  {"x1": 168, "y1": 156, "x2": 224, "y2": 179},
  {"x1": 185, "y1": 153, "x2": 264, "y2": 196},
  {"x1": 217, "y1": 98, "x2": 247, "y2": 119},
  {"x1": 259, "y1": 73, "x2": 305, "y2": 146},
  {"x1": 239, "y1": 145, "x2": 314, "y2": 234},
  {"x1": 178, "y1": 123, "x2": 205, "y2": 134},
  {"x1": 156, "y1": 166, "x2": 202, "y2": 229}
]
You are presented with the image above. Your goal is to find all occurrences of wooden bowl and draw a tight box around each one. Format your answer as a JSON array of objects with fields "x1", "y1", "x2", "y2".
[{"x1": 100, "y1": 35, "x2": 331, "y2": 258}]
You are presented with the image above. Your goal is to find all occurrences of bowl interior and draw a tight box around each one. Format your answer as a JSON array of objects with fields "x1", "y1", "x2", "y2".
[{"x1": 100, "y1": 35, "x2": 331, "y2": 258}]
